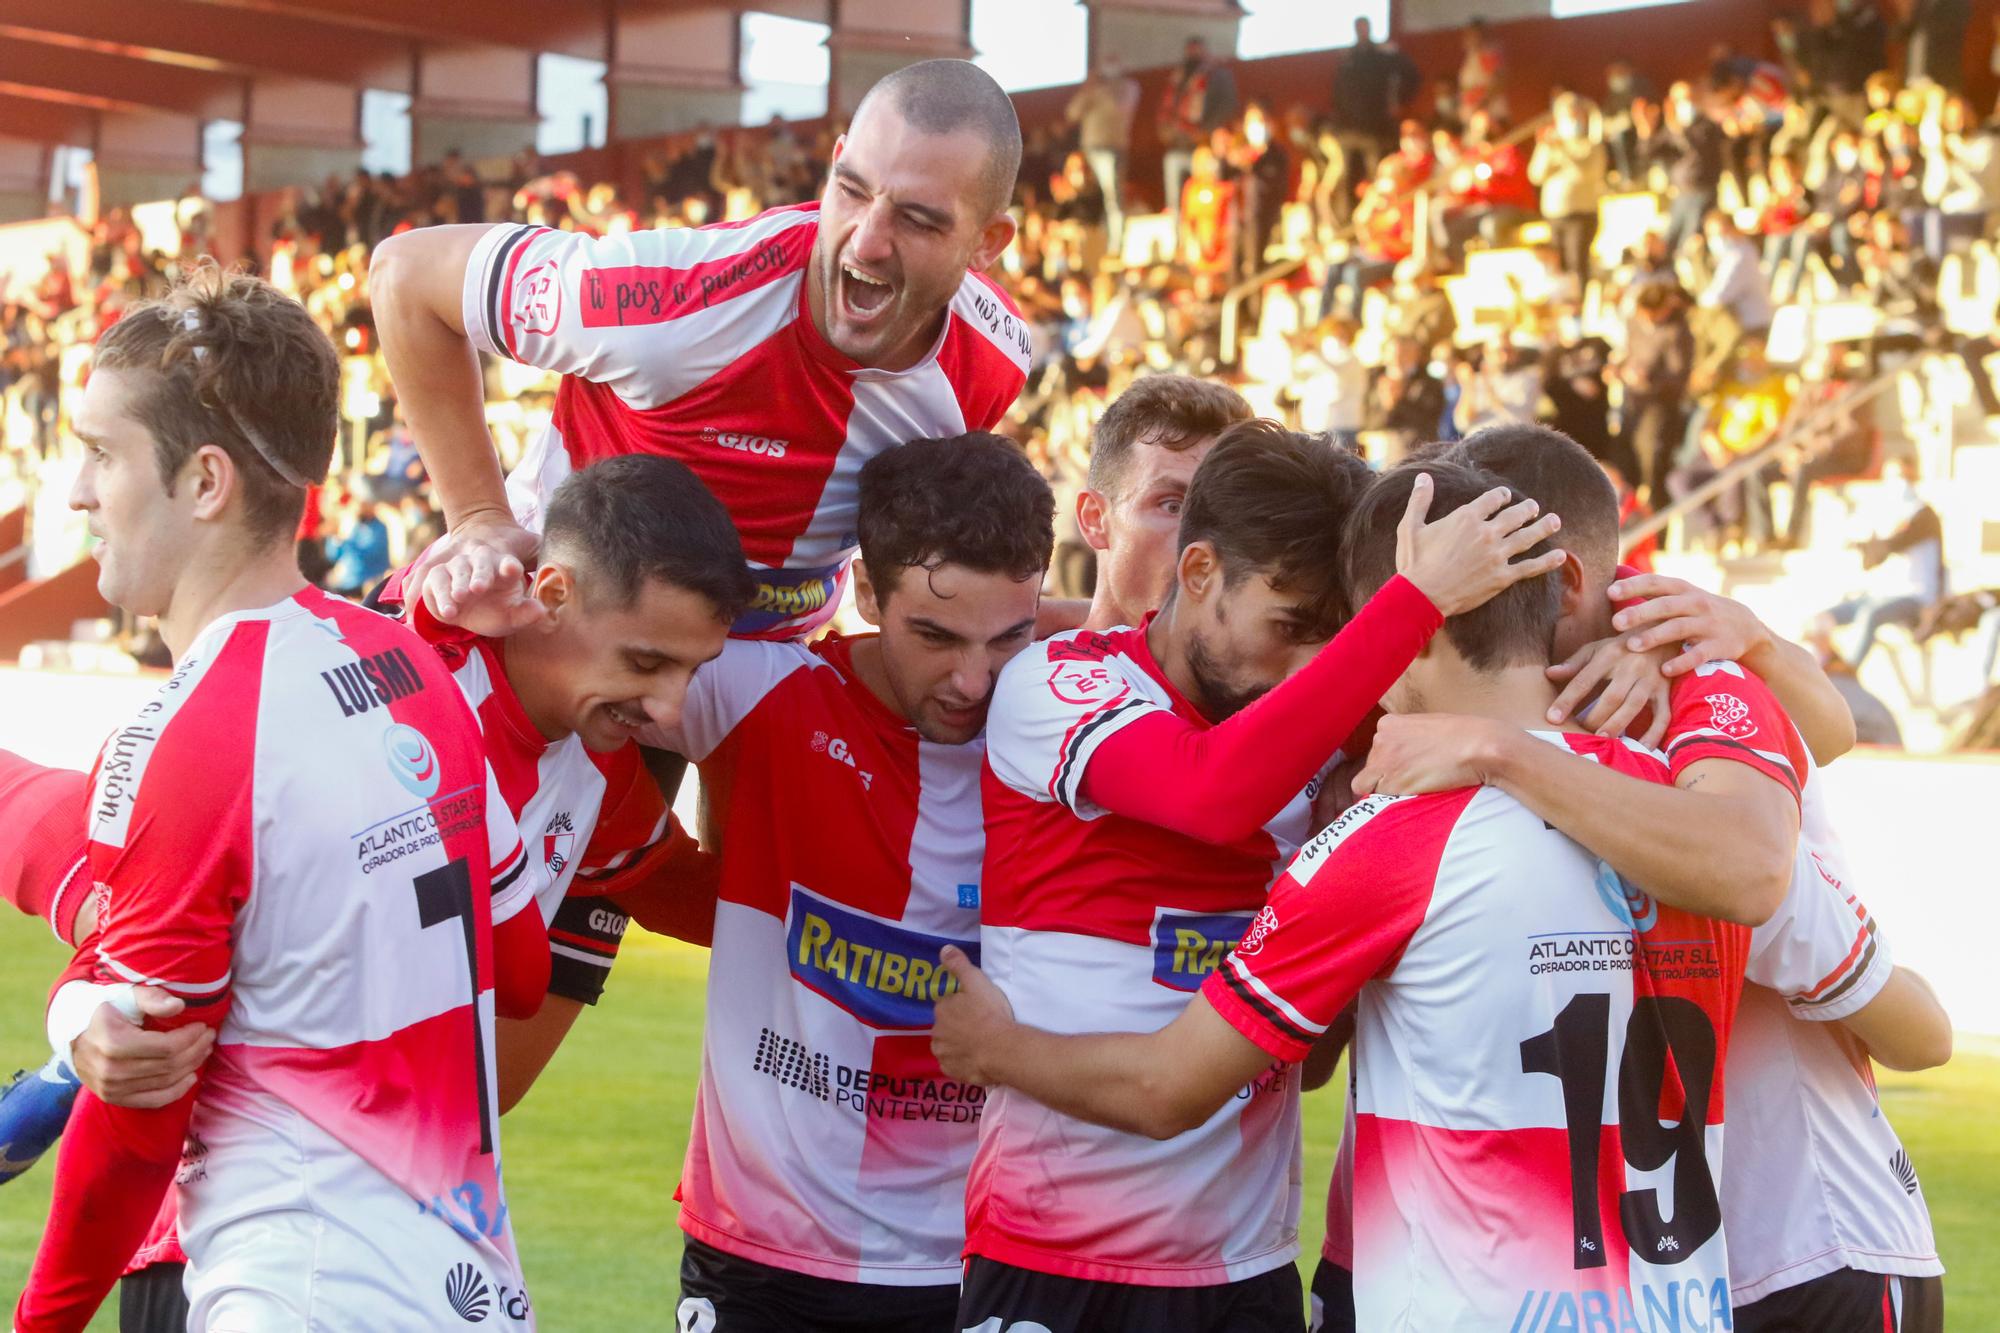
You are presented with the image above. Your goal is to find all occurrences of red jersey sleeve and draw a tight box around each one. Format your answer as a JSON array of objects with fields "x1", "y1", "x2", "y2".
[
  {"x1": 1661, "y1": 660, "x2": 1809, "y2": 811},
  {"x1": 18, "y1": 625, "x2": 266, "y2": 1332},
  {"x1": 1078, "y1": 576, "x2": 1442, "y2": 845},
  {"x1": 1200, "y1": 790, "x2": 1473, "y2": 1062},
  {"x1": 0, "y1": 749, "x2": 91, "y2": 946}
]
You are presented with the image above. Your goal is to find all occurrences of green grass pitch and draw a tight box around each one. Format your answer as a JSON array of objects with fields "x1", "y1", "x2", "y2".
[{"x1": 0, "y1": 923, "x2": 1991, "y2": 1327}]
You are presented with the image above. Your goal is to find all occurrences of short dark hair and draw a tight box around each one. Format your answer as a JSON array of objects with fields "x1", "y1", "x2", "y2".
[
  {"x1": 1345, "y1": 459, "x2": 1562, "y2": 671},
  {"x1": 859, "y1": 59, "x2": 1022, "y2": 218},
  {"x1": 1448, "y1": 423, "x2": 1618, "y2": 577},
  {"x1": 1087, "y1": 374, "x2": 1253, "y2": 497},
  {"x1": 1178, "y1": 419, "x2": 1375, "y2": 638},
  {"x1": 542, "y1": 457, "x2": 754, "y2": 621},
  {"x1": 857, "y1": 433, "x2": 1055, "y2": 601},
  {"x1": 91, "y1": 260, "x2": 338, "y2": 542}
]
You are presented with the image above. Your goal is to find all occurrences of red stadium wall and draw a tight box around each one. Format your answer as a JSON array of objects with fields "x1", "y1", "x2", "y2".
[{"x1": 0, "y1": 558, "x2": 112, "y2": 661}]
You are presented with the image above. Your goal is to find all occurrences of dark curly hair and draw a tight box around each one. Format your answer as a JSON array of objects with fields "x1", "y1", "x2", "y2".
[
  {"x1": 543, "y1": 456, "x2": 755, "y2": 621},
  {"x1": 91, "y1": 259, "x2": 339, "y2": 542},
  {"x1": 857, "y1": 433, "x2": 1055, "y2": 602}
]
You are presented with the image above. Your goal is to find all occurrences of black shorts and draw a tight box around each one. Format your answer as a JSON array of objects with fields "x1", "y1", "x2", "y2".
[
  {"x1": 957, "y1": 1255, "x2": 1304, "y2": 1333},
  {"x1": 1306, "y1": 1257, "x2": 1354, "y2": 1333},
  {"x1": 677, "y1": 1236, "x2": 958, "y2": 1333},
  {"x1": 118, "y1": 1261, "x2": 189, "y2": 1333},
  {"x1": 1736, "y1": 1267, "x2": 1943, "y2": 1333}
]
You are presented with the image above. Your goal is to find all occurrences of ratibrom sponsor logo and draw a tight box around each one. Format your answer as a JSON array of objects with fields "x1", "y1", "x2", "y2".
[
  {"x1": 785, "y1": 888, "x2": 971, "y2": 1027},
  {"x1": 444, "y1": 1262, "x2": 490, "y2": 1322},
  {"x1": 1149, "y1": 909, "x2": 1253, "y2": 993},
  {"x1": 383, "y1": 723, "x2": 441, "y2": 799},
  {"x1": 320, "y1": 645, "x2": 427, "y2": 719},
  {"x1": 701, "y1": 426, "x2": 789, "y2": 459}
]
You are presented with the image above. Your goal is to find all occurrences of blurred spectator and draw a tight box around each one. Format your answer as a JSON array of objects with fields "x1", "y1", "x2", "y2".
[
  {"x1": 1601, "y1": 61, "x2": 1659, "y2": 184},
  {"x1": 324, "y1": 485, "x2": 393, "y2": 598},
  {"x1": 1820, "y1": 459, "x2": 1946, "y2": 669},
  {"x1": 1457, "y1": 19, "x2": 1508, "y2": 122},
  {"x1": 1433, "y1": 109, "x2": 1534, "y2": 263},
  {"x1": 1896, "y1": 0, "x2": 1972, "y2": 91},
  {"x1": 1654, "y1": 81, "x2": 1727, "y2": 256},
  {"x1": 1159, "y1": 36, "x2": 1240, "y2": 218},
  {"x1": 1453, "y1": 333, "x2": 1543, "y2": 433},
  {"x1": 1364, "y1": 335, "x2": 1447, "y2": 453},
  {"x1": 1067, "y1": 59, "x2": 1142, "y2": 251},
  {"x1": 1618, "y1": 281, "x2": 1696, "y2": 498},
  {"x1": 1294, "y1": 317, "x2": 1369, "y2": 451},
  {"x1": 1669, "y1": 334, "x2": 1793, "y2": 547},
  {"x1": 1918, "y1": 89, "x2": 1998, "y2": 260},
  {"x1": 1230, "y1": 104, "x2": 1292, "y2": 279},
  {"x1": 1329, "y1": 16, "x2": 1421, "y2": 190},
  {"x1": 1529, "y1": 93, "x2": 1610, "y2": 278}
]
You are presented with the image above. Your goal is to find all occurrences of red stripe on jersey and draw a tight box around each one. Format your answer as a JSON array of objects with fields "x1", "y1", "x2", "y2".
[
  {"x1": 552, "y1": 335, "x2": 859, "y2": 568},
  {"x1": 548, "y1": 926, "x2": 618, "y2": 957},
  {"x1": 937, "y1": 275, "x2": 1032, "y2": 432},
  {"x1": 499, "y1": 226, "x2": 555, "y2": 361},
  {"x1": 577, "y1": 225, "x2": 814, "y2": 329},
  {"x1": 1661, "y1": 665, "x2": 1807, "y2": 811},
  {"x1": 1798, "y1": 917, "x2": 1875, "y2": 1000}
]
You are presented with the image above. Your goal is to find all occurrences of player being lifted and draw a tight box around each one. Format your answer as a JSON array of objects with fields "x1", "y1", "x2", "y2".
[
  {"x1": 1353, "y1": 425, "x2": 1950, "y2": 1333},
  {"x1": 957, "y1": 422, "x2": 1561, "y2": 1333},
  {"x1": 13, "y1": 266, "x2": 549, "y2": 1332},
  {"x1": 371, "y1": 59, "x2": 1037, "y2": 643},
  {"x1": 937, "y1": 459, "x2": 1898, "y2": 1331},
  {"x1": 604, "y1": 433, "x2": 1053, "y2": 1332}
]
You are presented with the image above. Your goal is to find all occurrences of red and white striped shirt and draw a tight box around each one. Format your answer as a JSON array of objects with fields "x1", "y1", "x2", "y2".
[
  {"x1": 651, "y1": 633, "x2": 987, "y2": 1286},
  {"x1": 18, "y1": 588, "x2": 541, "y2": 1332},
  {"x1": 463, "y1": 206, "x2": 1032, "y2": 639}
]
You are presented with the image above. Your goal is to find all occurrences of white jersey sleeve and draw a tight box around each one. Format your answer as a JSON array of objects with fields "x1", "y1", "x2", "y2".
[
  {"x1": 644, "y1": 637, "x2": 821, "y2": 761},
  {"x1": 1745, "y1": 832, "x2": 1892, "y2": 1023},
  {"x1": 461, "y1": 209, "x2": 818, "y2": 409},
  {"x1": 984, "y1": 631, "x2": 1166, "y2": 818}
]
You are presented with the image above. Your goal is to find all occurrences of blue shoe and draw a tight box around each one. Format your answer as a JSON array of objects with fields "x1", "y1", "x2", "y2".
[{"x1": 0, "y1": 1054, "x2": 80, "y2": 1185}]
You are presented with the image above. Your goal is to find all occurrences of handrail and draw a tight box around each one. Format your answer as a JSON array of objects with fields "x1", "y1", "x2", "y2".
[
  {"x1": 1219, "y1": 110, "x2": 1555, "y2": 365},
  {"x1": 1618, "y1": 369, "x2": 1905, "y2": 555}
]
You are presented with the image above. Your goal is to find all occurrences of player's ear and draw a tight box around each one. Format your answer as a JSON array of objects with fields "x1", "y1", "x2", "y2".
[
  {"x1": 851, "y1": 557, "x2": 887, "y2": 628},
  {"x1": 528, "y1": 563, "x2": 572, "y2": 630},
  {"x1": 186, "y1": 443, "x2": 237, "y2": 523},
  {"x1": 1555, "y1": 550, "x2": 1588, "y2": 620},
  {"x1": 1076, "y1": 489, "x2": 1111, "y2": 552},
  {"x1": 969, "y1": 210, "x2": 1018, "y2": 273},
  {"x1": 1177, "y1": 541, "x2": 1218, "y2": 604}
]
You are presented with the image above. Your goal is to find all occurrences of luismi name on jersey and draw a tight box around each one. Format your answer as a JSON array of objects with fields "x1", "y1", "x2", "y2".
[{"x1": 322, "y1": 646, "x2": 429, "y2": 719}]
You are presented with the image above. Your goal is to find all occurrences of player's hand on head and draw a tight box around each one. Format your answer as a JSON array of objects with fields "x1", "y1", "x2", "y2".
[
  {"x1": 1351, "y1": 714, "x2": 1499, "y2": 797},
  {"x1": 1545, "y1": 634, "x2": 1672, "y2": 749},
  {"x1": 71, "y1": 986, "x2": 214, "y2": 1110},
  {"x1": 1396, "y1": 474, "x2": 1566, "y2": 617},
  {"x1": 929, "y1": 946, "x2": 1015, "y2": 1086},
  {"x1": 1606, "y1": 573, "x2": 1772, "y2": 678},
  {"x1": 409, "y1": 513, "x2": 546, "y2": 636}
]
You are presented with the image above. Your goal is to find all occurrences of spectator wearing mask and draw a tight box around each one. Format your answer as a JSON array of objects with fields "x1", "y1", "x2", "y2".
[
  {"x1": 1329, "y1": 16, "x2": 1421, "y2": 190},
  {"x1": 1452, "y1": 333, "x2": 1544, "y2": 434},
  {"x1": 1230, "y1": 103, "x2": 1292, "y2": 280},
  {"x1": 1295, "y1": 317, "x2": 1370, "y2": 452},
  {"x1": 1755, "y1": 154, "x2": 1813, "y2": 302},
  {"x1": 1324, "y1": 157, "x2": 1416, "y2": 319},
  {"x1": 1364, "y1": 334, "x2": 1447, "y2": 455},
  {"x1": 1066, "y1": 60, "x2": 1141, "y2": 252},
  {"x1": 1695, "y1": 210, "x2": 1774, "y2": 382},
  {"x1": 1529, "y1": 93, "x2": 1610, "y2": 278},
  {"x1": 1543, "y1": 313, "x2": 1620, "y2": 473},
  {"x1": 1806, "y1": 129, "x2": 1873, "y2": 286},
  {"x1": 1433, "y1": 109, "x2": 1534, "y2": 263},
  {"x1": 1158, "y1": 37, "x2": 1239, "y2": 221},
  {"x1": 1601, "y1": 61, "x2": 1659, "y2": 184},
  {"x1": 1457, "y1": 19, "x2": 1507, "y2": 121},
  {"x1": 1617, "y1": 280, "x2": 1696, "y2": 497},
  {"x1": 1654, "y1": 81, "x2": 1727, "y2": 256}
]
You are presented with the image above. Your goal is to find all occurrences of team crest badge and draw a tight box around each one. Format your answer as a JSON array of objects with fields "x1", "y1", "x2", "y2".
[
  {"x1": 512, "y1": 260, "x2": 562, "y2": 336},
  {"x1": 543, "y1": 811, "x2": 576, "y2": 875},
  {"x1": 1704, "y1": 692, "x2": 1758, "y2": 740},
  {"x1": 1236, "y1": 905, "x2": 1280, "y2": 958}
]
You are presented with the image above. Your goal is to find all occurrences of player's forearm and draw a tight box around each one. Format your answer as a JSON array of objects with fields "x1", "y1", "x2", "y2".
[
  {"x1": 1840, "y1": 966, "x2": 1953, "y2": 1072},
  {"x1": 1742, "y1": 633, "x2": 1856, "y2": 765},
  {"x1": 981, "y1": 1022, "x2": 1214, "y2": 1141},
  {"x1": 370, "y1": 225, "x2": 512, "y2": 528},
  {"x1": 1082, "y1": 576, "x2": 1439, "y2": 844},
  {"x1": 16, "y1": 1092, "x2": 190, "y2": 1332},
  {"x1": 1483, "y1": 729, "x2": 1792, "y2": 924}
]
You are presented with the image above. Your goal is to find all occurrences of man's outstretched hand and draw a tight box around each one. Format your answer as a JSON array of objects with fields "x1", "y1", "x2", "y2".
[
  {"x1": 71, "y1": 987, "x2": 213, "y2": 1110},
  {"x1": 930, "y1": 946, "x2": 1016, "y2": 1086},
  {"x1": 405, "y1": 511, "x2": 545, "y2": 636}
]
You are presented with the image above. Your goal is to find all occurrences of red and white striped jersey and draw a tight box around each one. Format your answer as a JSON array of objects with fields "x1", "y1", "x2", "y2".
[
  {"x1": 971, "y1": 623, "x2": 1327, "y2": 1287},
  {"x1": 1658, "y1": 670, "x2": 1943, "y2": 1304},
  {"x1": 654, "y1": 634, "x2": 987, "y2": 1285},
  {"x1": 414, "y1": 621, "x2": 666, "y2": 1005},
  {"x1": 22, "y1": 588, "x2": 538, "y2": 1331},
  {"x1": 462, "y1": 206, "x2": 1032, "y2": 640}
]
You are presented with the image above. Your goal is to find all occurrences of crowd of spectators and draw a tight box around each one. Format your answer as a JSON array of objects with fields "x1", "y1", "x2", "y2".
[{"x1": 4, "y1": 2, "x2": 1999, "y2": 729}]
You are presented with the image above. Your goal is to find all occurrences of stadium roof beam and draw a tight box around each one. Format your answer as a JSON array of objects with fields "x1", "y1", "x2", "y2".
[
  {"x1": 0, "y1": 0, "x2": 415, "y2": 89},
  {"x1": 0, "y1": 33, "x2": 243, "y2": 121},
  {"x1": 174, "y1": 0, "x2": 618, "y2": 61},
  {"x1": 0, "y1": 91, "x2": 94, "y2": 146}
]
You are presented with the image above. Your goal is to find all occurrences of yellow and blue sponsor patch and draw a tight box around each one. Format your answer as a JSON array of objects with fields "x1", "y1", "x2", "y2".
[
  {"x1": 1151, "y1": 909, "x2": 1253, "y2": 992},
  {"x1": 787, "y1": 887, "x2": 978, "y2": 1029}
]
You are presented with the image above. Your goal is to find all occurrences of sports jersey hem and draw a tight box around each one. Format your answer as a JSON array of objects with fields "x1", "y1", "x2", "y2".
[
  {"x1": 677, "y1": 1212, "x2": 964, "y2": 1288},
  {"x1": 961, "y1": 1232, "x2": 1300, "y2": 1288},
  {"x1": 1202, "y1": 963, "x2": 1313, "y2": 1064},
  {"x1": 1731, "y1": 1246, "x2": 1946, "y2": 1307},
  {"x1": 1786, "y1": 938, "x2": 1892, "y2": 1023}
]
